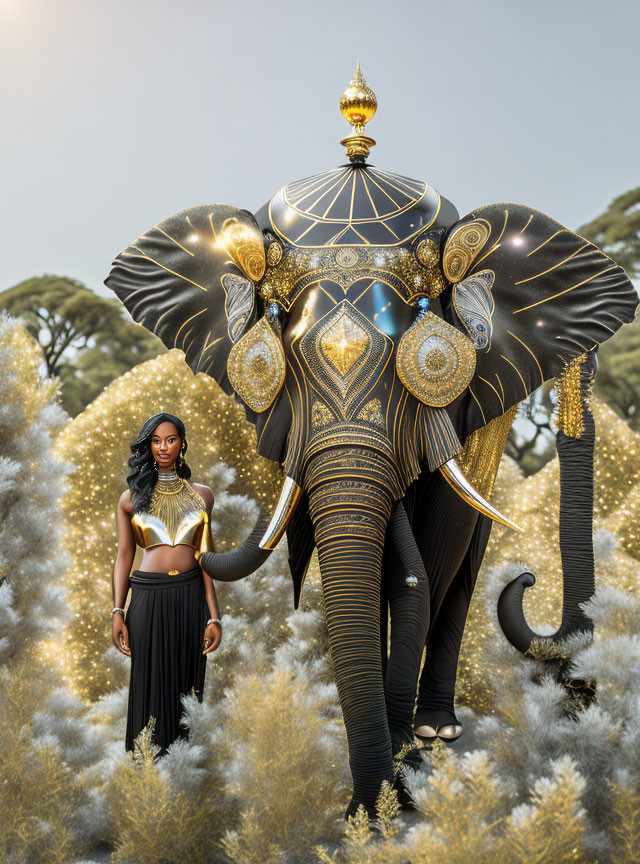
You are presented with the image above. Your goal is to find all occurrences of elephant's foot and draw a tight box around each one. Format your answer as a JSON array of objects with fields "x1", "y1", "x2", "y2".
[
  {"x1": 344, "y1": 796, "x2": 377, "y2": 821},
  {"x1": 389, "y1": 723, "x2": 423, "y2": 772},
  {"x1": 344, "y1": 774, "x2": 416, "y2": 822},
  {"x1": 413, "y1": 707, "x2": 462, "y2": 743}
]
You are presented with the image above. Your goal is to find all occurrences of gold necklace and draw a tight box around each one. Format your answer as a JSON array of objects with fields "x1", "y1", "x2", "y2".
[{"x1": 148, "y1": 476, "x2": 206, "y2": 543}]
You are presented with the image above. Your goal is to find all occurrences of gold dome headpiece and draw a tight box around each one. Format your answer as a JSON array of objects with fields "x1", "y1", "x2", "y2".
[{"x1": 339, "y1": 59, "x2": 377, "y2": 163}]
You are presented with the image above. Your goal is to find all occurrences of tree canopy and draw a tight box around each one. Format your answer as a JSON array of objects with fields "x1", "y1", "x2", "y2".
[
  {"x1": 578, "y1": 186, "x2": 640, "y2": 279},
  {"x1": 0, "y1": 275, "x2": 164, "y2": 415}
]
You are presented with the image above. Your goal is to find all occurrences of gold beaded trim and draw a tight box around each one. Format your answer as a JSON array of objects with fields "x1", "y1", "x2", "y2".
[{"x1": 259, "y1": 243, "x2": 448, "y2": 309}]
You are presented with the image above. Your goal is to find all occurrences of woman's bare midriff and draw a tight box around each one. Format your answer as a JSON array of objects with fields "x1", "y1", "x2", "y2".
[{"x1": 140, "y1": 543, "x2": 199, "y2": 573}]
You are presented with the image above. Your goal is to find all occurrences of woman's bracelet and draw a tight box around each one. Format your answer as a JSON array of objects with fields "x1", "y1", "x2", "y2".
[
  {"x1": 206, "y1": 617, "x2": 222, "y2": 629},
  {"x1": 111, "y1": 607, "x2": 125, "y2": 618}
]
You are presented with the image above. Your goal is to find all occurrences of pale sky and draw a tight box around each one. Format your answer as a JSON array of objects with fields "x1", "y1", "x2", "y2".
[{"x1": 1, "y1": 0, "x2": 638, "y2": 297}]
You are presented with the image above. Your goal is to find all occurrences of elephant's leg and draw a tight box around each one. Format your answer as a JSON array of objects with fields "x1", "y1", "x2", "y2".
[
  {"x1": 415, "y1": 514, "x2": 491, "y2": 731},
  {"x1": 305, "y1": 446, "x2": 398, "y2": 817},
  {"x1": 384, "y1": 503, "x2": 430, "y2": 756}
]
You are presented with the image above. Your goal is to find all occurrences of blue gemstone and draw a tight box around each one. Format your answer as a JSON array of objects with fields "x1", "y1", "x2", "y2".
[{"x1": 418, "y1": 297, "x2": 429, "y2": 312}]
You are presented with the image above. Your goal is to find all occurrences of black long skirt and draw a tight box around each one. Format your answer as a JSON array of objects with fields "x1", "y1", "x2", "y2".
[{"x1": 124, "y1": 566, "x2": 209, "y2": 754}]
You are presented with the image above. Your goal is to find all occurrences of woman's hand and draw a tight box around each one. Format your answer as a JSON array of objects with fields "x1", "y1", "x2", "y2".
[
  {"x1": 112, "y1": 613, "x2": 131, "y2": 656},
  {"x1": 202, "y1": 621, "x2": 221, "y2": 654}
]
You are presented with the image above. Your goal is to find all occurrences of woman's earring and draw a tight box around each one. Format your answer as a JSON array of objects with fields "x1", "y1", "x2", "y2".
[
  {"x1": 179, "y1": 450, "x2": 185, "y2": 467},
  {"x1": 153, "y1": 459, "x2": 159, "y2": 471}
]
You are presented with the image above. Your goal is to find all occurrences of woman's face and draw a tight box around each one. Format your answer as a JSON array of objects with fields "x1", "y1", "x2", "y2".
[{"x1": 149, "y1": 421, "x2": 182, "y2": 469}]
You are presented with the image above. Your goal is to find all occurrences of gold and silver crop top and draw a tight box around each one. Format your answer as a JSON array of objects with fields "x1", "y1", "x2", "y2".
[{"x1": 130, "y1": 472, "x2": 213, "y2": 556}]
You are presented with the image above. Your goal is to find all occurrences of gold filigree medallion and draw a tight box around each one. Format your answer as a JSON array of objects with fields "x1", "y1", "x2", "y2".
[
  {"x1": 415, "y1": 238, "x2": 440, "y2": 269},
  {"x1": 227, "y1": 316, "x2": 286, "y2": 412},
  {"x1": 335, "y1": 247, "x2": 359, "y2": 268},
  {"x1": 396, "y1": 311, "x2": 476, "y2": 407},
  {"x1": 266, "y1": 241, "x2": 283, "y2": 267}
]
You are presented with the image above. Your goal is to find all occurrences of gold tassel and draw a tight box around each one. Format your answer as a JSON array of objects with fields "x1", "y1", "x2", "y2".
[
  {"x1": 556, "y1": 353, "x2": 589, "y2": 439},
  {"x1": 456, "y1": 405, "x2": 518, "y2": 499}
]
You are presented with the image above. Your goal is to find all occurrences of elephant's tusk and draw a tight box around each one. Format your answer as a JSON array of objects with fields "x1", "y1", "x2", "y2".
[
  {"x1": 259, "y1": 475, "x2": 303, "y2": 550},
  {"x1": 439, "y1": 459, "x2": 523, "y2": 532}
]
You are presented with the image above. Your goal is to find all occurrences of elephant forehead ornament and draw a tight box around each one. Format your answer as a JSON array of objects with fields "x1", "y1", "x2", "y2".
[{"x1": 106, "y1": 63, "x2": 637, "y2": 814}]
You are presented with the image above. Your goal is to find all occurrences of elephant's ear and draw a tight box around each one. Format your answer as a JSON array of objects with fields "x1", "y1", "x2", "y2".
[
  {"x1": 441, "y1": 203, "x2": 638, "y2": 435},
  {"x1": 105, "y1": 204, "x2": 265, "y2": 395},
  {"x1": 105, "y1": 204, "x2": 293, "y2": 465}
]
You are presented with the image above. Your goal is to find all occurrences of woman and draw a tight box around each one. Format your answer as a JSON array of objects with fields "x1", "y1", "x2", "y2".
[{"x1": 111, "y1": 412, "x2": 221, "y2": 754}]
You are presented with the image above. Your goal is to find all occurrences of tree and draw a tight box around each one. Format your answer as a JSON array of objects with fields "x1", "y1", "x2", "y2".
[
  {"x1": 578, "y1": 186, "x2": 640, "y2": 279},
  {"x1": 593, "y1": 319, "x2": 640, "y2": 431},
  {"x1": 0, "y1": 275, "x2": 164, "y2": 415},
  {"x1": 505, "y1": 384, "x2": 557, "y2": 476},
  {"x1": 576, "y1": 188, "x2": 640, "y2": 429}
]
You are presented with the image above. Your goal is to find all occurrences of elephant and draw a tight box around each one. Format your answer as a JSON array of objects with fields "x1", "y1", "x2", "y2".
[{"x1": 105, "y1": 66, "x2": 638, "y2": 817}]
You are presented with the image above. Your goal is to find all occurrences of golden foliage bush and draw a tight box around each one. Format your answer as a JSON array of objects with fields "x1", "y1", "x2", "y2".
[
  {"x1": 609, "y1": 784, "x2": 640, "y2": 864},
  {"x1": 104, "y1": 719, "x2": 225, "y2": 864},
  {"x1": 0, "y1": 658, "x2": 90, "y2": 864},
  {"x1": 220, "y1": 662, "x2": 347, "y2": 861},
  {"x1": 314, "y1": 746, "x2": 587, "y2": 864},
  {"x1": 101, "y1": 658, "x2": 347, "y2": 864}
]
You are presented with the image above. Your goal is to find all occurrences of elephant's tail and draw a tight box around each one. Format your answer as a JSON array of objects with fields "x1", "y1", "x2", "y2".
[{"x1": 497, "y1": 351, "x2": 597, "y2": 655}]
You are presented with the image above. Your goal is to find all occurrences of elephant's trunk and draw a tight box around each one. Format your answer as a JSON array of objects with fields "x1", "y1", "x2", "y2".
[
  {"x1": 498, "y1": 353, "x2": 596, "y2": 654},
  {"x1": 200, "y1": 475, "x2": 302, "y2": 581},
  {"x1": 200, "y1": 511, "x2": 273, "y2": 581},
  {"x1": 305, "y1": 443, "x2": 402, "y2": 816}
]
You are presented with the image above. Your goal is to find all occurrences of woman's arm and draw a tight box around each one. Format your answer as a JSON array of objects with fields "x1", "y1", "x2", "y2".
[{"x1": 112, "y1": 489, "x2": 135, "y2": 655}]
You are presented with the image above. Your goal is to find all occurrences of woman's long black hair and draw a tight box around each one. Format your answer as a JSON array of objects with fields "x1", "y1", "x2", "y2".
[{"x1": 127, "y1": 413, "x2": 192, "y2": 513}]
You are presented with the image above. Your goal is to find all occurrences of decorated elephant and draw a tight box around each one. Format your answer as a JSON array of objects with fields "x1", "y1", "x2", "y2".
[{"x1": 105, "y1": 64, "x2": 638, "y2": 816}]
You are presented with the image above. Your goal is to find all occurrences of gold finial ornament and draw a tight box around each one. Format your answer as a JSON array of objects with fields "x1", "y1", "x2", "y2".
[{"x1": 339, "y1": 59, "x2": 377, "y2": 163}]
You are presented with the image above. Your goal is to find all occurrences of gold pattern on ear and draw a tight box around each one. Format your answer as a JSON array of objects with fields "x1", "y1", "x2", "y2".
[
  {"x1": 220, "y1": 217, "x2": 266, "y2": 282},
  {"x1": 443, "y1": 219, "x2": 491, "y2": 284},
  {"x1": 396, "y1": 311, "x2": 476, "y2": 407},
  {"x1": 227, "y1": 317, "x2": 286, "y2": 412}
]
